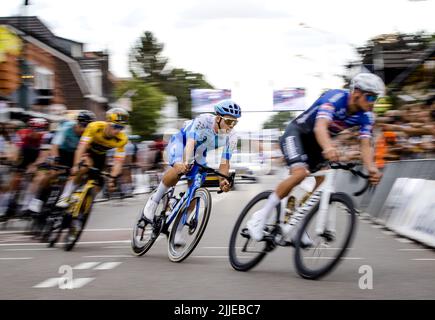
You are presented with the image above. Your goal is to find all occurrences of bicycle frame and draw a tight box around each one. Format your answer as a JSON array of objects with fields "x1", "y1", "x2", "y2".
[
  {"x1": 279, "y1": 162, "x2": 369, "y2": 239},
  {"x1": 163, "y1": 164, "x2": 207, "y2": 228},
  {"x1": 69, "y1": 179, "x2": 98, "y2": 218}
]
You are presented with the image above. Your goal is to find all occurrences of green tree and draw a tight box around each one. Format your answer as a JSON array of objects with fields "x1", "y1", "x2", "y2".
[
  {"x1": 161, "y1": 68, "x2": 214, "y2": 119},
  {"x1": 129, "y1": 31, "x2": 214, "y2": 119},
  {"x1": 115, "y1": 79, "x2": 165, "y2": 139},
  {"x1": 129, "y1": 31, "x2": 168, "y2": 83},
  {"x1": 262, "y1": 111, "x2": 295, "y2": 131}
]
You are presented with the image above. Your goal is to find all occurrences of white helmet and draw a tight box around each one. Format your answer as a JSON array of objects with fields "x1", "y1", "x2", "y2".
[{"x1": 350, "y1": 73, "x2": 385, "y2": 97}]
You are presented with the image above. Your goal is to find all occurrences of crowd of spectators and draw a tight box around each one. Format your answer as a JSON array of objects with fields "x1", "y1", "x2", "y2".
[{"x1": 335, "y1": 97, "x2": 435, "y2": 168}]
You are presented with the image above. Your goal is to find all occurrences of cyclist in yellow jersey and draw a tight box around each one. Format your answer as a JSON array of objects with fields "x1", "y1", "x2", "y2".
[{"x1": 56, "y1": 108, "x2": 129, "y2": 208}]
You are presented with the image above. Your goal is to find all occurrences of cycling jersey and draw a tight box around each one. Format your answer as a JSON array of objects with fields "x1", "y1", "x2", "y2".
[
  {"x1": 52, "y1": 121, "x2": 81, "y2": 153},
  {"x1": 293, "y1": 89, "x2": 374, "y2": 139},
  {"x1": 167, "y1": 113, "x2": 237, "y2": 166},
  {"x1": 80, "y1": 121, "x2": 128, "y2": 159},
  {"x1": 15, "y1": 129, "x2": 44, "y2": 149}
]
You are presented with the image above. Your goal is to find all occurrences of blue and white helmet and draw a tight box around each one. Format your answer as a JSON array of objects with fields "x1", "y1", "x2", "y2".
[{"x1": 214, "y1": 99, "x2": 242, "y2": 118}]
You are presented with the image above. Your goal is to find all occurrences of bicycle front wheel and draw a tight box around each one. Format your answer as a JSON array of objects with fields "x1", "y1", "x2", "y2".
[
  {"x1": 167, "y1": 188, "x2": 211, "y2": 263},
  {"x1": 294, "y1": 192, "x2": 357, "y2": 280},
  {"x1": 131, "y1": 192, "x2": 169, "y2": 256},
  {"x1": 229, "y1": 191, "x2": 279, "y2": 271},
  {"x1": 64, "y1": 190, "x2": 94, "y2": 251}
]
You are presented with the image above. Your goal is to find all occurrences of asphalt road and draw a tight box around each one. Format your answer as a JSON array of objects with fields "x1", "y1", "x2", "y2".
[{"x1": 1, "y1": 174, "x2": 435, "y2": 300}]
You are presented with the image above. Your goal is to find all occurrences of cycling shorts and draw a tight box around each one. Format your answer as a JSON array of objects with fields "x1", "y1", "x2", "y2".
[{"x1": 279, "y1": 123, "x2": 325, "y2": 172}]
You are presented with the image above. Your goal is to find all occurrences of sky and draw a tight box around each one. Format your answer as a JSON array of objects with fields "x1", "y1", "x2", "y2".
[{"x1": 4, "y1": 0, "x2": 435, "y2": 131}]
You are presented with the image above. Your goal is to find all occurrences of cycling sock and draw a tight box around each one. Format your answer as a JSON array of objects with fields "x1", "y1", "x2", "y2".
[
  {"x1": 151, "y1": 182, "x2": 169, "y2": 203},
  {"x1": 59, "y1": 181, "x2": 77, "y2": 200},
  {"x1": 260, "y1": 192, "x2": 281, "y2": 219}
]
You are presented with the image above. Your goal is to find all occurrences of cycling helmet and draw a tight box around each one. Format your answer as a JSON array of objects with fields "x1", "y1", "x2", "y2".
[
  {"x1": 214, "y1": 99, "x2": 242, "y2": 118},
  {"x1": 350, "y1": 73, "x2": 385, "y2": 97},
  {"x1": 106, "y1": 107, "x2": 129, "y2": 125},
  {"x1": 77, "y1": 110, "x2": 96, "y2": 125},
  {"x1": 28, "y1": 118, "x2": 49, "y2": 130}
]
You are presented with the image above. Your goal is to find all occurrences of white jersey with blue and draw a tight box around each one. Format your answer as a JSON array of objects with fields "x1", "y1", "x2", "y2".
[
  {"x1": 293, "y1": 89, "x2": 375, "y2": 139},
  {"x1": 167, "y1": 113, "x2": 238, "y2": 166}
]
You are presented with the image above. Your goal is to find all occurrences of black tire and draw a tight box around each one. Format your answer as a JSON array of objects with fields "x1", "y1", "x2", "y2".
[
  {"x1": 47, "y1": 212, "x2": 70, "y2": 247},
  {"x1": 131, "y1": 192, "x2": 170, "y2": 256},
  {"x1": 167, "y1": 188, "x2": 212, "y2": 263},
  {"x1": 229, "y1": 191, "x2": 278, "y2": 271},
  {"x1": 294, "y1": 192, "x2": 357, "y2": 280},
  {"x1": 64, "y1": 190, "x2": 94, "y2": 251}
]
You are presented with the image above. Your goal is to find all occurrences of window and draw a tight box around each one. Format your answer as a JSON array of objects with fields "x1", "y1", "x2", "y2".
[
  {"x1": 34, "y1": 66, "x2": 54, "y2": 90},
  {"x1": 82, "y1": 69, "x2": 102, "y2": 97}
]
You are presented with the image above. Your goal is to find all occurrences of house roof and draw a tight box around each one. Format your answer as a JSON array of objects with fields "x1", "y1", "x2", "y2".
[{"x1": 0, "y1": 16, "x2": 79, "y2": 57}]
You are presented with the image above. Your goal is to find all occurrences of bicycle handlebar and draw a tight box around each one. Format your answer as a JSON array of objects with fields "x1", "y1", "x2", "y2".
[
  {"x1": 329, "y1": 162, "x2": 372, "y2": 196},
  {"x1": 178, "y1": 161, "x2": 235, "y2": 194}
]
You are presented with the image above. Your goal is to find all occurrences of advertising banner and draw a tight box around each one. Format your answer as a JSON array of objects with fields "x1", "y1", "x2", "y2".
[
  {"x1": 191, "y1": 89, "x2": 231, "y2": 114},
  {"x1": 396, "y1": 180, "x2": 435, "y2": 247},
  {"x1": 384, "y1": 178, "x2": 426, "y2": 230},
  {"x1": 273, "y1": 88, "x2": 306, "y2": 111}
]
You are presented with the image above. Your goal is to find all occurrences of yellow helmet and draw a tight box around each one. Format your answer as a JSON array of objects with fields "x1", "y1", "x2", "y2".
[{"x1": 106, "y1": 107, "x2": 129, "y2": 125}]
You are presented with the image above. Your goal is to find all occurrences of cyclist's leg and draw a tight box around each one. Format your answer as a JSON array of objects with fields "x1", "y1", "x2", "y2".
[
  {"x1": 143, "y1": 133, "x2": 183, "y2": 220},
  {"x1": 247, "y1": 124, "x2": 310, "y2": 240},
  {"x1": 56, "y1": 154, "x2": 90, "y2": 207}
]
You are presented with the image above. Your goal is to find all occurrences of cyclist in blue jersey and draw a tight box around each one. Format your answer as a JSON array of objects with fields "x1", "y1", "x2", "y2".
[
  {"x1": 26, "y1": 111, "x2": 95, "y2": 215},
  {"x1": 247, "y1": 73, "x2": 385, "y2": 243},
  {"x1": 142, "y1": 99, "x2": 241, "y2": 222}
]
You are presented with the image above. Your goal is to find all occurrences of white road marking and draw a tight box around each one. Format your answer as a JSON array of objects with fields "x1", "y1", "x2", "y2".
[
  {"x1": 83, "y1": 255, "x2": 133, "y2": 258},
  {"x1": 0, "y1": 240, "x2": 131, "y2": 247},
  {"x1": 396, "y1": 238, "x2": 414, "y2": 244},
  {"x1": 73, "y1": 262, "x2": 101, "y2": 270},
  {"x1": 412, "y1": 258, "x2": 435, "y2": 261},
  {"x1": 3, "y1": 248, "x2": 55, "y2": 251},
  {"x1": 33, "y1": 277, "x2": 95, "y2": 289},
  {"x1": 398, "y1": 248, "x2": 433, "y2": 251},
  {"x1": 371, "y1": 225, "x2": 384, "y2": 229},
  {"x1": 33, "y1": 278, "x2": 60, "y2": 288},
  {"x1": 303, "y1": 257, "x2": 364, "y2": 260},
  {"x1": 93, "y1": 262, "x2": 122, "y2": 270},
  {"x1": 191, "y1": 256, "x2": 229, "y2": 258},
  {"x1": 103, "y1": 246, "x2": 131, "y2": 249},
  {"x1": 0, "y1": 257, "x2": 33, "y2": 260},
  {"x1": 71, "y1": 278, "x2": 95, "y2": 289},
  {"x1": 382, "y1": 230, "x2": 396, "y2": 236},
  {"x1": 82, "y1": 228, "x2": 132, "y2": 232}
]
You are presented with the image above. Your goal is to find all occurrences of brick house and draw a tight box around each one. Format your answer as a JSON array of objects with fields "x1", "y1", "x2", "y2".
[{"x1": 0, "y1": 16, "x2": 116, "y2": 120}]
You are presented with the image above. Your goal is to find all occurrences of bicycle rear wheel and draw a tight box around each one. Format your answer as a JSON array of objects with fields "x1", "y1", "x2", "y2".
[
  {"x1": 64, "y1": 190, "x2": 95, "y2": 251},
  {"x1": 228, "y1": 191, "x2": 279, "y2": 271},
  {"x1": 294, "y1": 192, "x2": 357, "y2": 280},
  {"x1": 131, "y1": 192, "x2": 169, "y2": 256},
  {"x1": 167, "y1": 188, "x2": 211, "y2": 262}
]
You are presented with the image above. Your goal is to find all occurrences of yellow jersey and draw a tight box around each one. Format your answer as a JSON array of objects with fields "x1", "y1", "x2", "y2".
[{"x1": 80, "y1": 121, "x2": 128, "y2": 158}]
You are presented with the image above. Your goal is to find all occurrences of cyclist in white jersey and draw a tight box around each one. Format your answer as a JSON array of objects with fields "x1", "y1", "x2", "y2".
[{"x1": 142, "y1": 99, "x2": 241, "y2": 222}]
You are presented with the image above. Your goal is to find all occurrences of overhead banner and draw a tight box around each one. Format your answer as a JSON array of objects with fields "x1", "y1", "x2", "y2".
[
  {"x1": 273, "y1": 88, "x2": 306, "y2": 111},
  {"x1": 191, "y1": 89, "x2": 231, "y2": 114}
]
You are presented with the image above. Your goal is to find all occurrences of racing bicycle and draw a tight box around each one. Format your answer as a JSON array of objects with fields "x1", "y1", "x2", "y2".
[
  {"x1": 131, "y1": 161, "x2": 235, "y2": 262},
  {"x1": 229, "y1": 162, "x2": 371, "y2": 280}
]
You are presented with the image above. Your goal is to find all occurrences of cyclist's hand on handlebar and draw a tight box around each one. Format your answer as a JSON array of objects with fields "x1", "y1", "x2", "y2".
[
  {"x1": 368, "y1": 166, "x2": 382, "y2": 185},
  {"x1": 322, "y1": 147, "x2": 340, "y2": 162},
  {"x1": 219, "y1": 179, "x2": 231, "y2": 193}
]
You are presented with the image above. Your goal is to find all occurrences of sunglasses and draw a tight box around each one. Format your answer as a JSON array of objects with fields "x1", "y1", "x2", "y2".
[
  {"x1": 220, "y1": 116, "x2": 238, "y2": 127},
  {"x1": 111, "y1": 124, "x2": 125, "y2": 130},
  {"x1": 363, "y1": 93, "x2": 378, "y2": 103}
]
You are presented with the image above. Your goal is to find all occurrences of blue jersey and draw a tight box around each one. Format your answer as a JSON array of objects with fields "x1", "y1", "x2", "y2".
[
  {"x1": 52, "y1": 121, "x2": 80, "y2": 153},
  {"x1": 293, "y1": 89, "x2": 374, "y2": 139}
]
